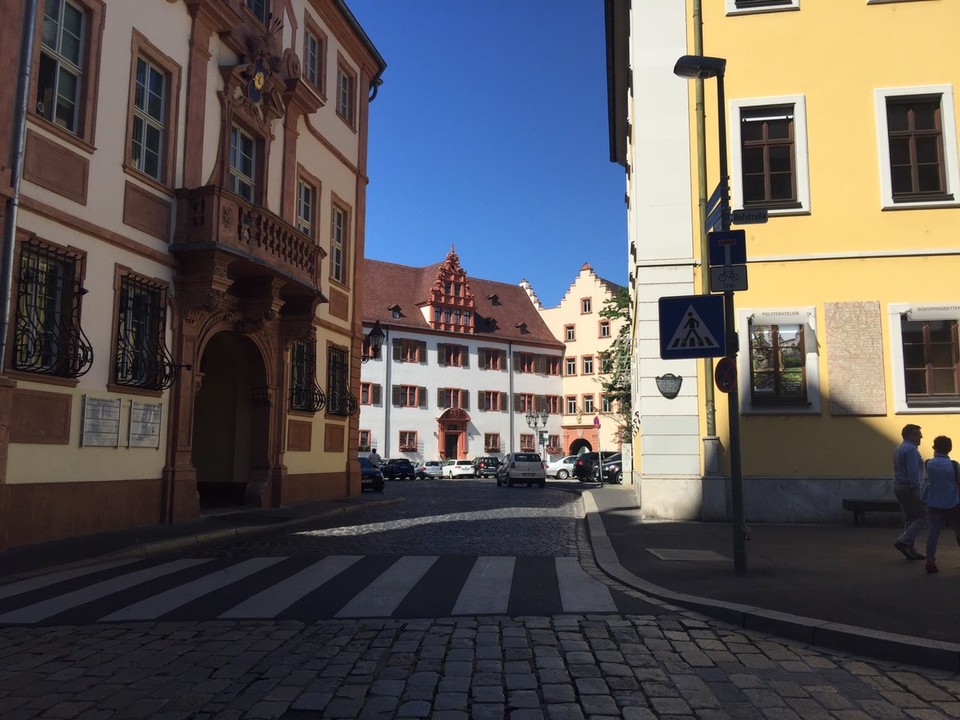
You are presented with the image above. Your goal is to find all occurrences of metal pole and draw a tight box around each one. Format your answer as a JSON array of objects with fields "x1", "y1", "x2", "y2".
[
  {"x1": 716, "y1": 72, "x2": 747, "y2": 574},
  {"x1": 1, "y1": 0, "x2": 39, "y2": 371}
]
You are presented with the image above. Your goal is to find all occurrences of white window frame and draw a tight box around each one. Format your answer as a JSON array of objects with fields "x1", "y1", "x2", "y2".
[
  {"x1": 229, "y1": 125, "x2": 256, "y2": 202},
  {"x1": 889, "y1": 302, "x2": 960, "y2": 413},
  {"x1": 303, "y1": 29, "x2": 321, "y2": 88},
  {"x1": 725, "y1": 0, "x2": 799, "y2": 14},
  {"x1": 730, "y1": 95, "x2": 810, "y2": 216},
  {"x1": 737, "y1": 306, "x2": 821, "y2": 415},
  {"x1": 330, "y1": 204, "x2": 346, "y2": 283},
  {"x1": 131, "y1": 56, "x2": 167, "y2": 181},
  {"x1": 296, "y1": 179, "x2": 315, "y2": 236},
  {"x1": 874, "y1": 85, "x2": 960, "y2": 210}
]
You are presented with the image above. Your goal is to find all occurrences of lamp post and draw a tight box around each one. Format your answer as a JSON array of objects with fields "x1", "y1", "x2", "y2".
[
  {"x1": 674, "y1": 55, "x2": 747, "y2": 574},
  {"x1": 525, "y1": 409, "x2": 549, "y2": 459},
  {"x1": 361, "y1": 320, "x2": 385, "y2": 363}
]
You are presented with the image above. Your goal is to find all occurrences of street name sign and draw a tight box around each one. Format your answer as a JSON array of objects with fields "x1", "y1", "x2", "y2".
[
  {"x1": 731, "y1": 208, "x2": 768, "y2": 225},
  {"x1": 659, "y1": 295, "x2": 726, "y2": 360},
  {"x1": 707, "y1": 230, "x2": 747, "y2": 267}
]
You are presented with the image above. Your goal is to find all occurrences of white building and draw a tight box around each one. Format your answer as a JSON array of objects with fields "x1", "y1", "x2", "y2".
[{"x1": 359, "y1": 249, "x2": 564, "y2": 462}]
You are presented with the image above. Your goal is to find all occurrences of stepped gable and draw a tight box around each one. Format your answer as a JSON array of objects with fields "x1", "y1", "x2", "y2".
[{"x1": 362, "y1": 256, "x2": 562, "y2": 347}]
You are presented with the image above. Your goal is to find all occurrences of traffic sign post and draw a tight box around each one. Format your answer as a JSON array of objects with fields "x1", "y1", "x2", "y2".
[{"x1": 658, "y1": 295, "x2": 726, "y2": 360}]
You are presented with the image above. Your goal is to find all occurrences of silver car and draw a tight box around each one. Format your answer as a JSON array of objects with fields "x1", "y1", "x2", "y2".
[
  {"x1": 496, "y1": 452, "x2": 546, "y2": 488},
  {"x1": 415, "y1": 460, "x2": 443, "y2": 480}
]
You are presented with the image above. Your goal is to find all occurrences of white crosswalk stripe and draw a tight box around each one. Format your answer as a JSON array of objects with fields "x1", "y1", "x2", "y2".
[{"x1": 0, "y1": 554, "x2": 636, "y2": 625}]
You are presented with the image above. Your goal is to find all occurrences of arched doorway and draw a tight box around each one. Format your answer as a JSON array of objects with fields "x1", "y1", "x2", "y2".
[
  {"x1": 570, "y1": 438, "x2": 592, "y2": 456},
  {"x1": 192, "y1": 332, "x2": 271, "y2": 509}
]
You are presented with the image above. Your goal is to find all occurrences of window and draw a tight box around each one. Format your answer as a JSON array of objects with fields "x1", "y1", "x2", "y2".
[
  {"x1": 13, "y1": 238, "x2": 93, "y2": 378},
  {"x1": 296, "y1": 179, "x2": 316, "y2": 236},
  {"x1": 393, "y1": 385, "x2": 426, "y2": 408},
  {"x1": 582, "y1": 356, "x2": 594, "y2": 375},
  {"x1": 545, "y1": 396, "x2": 561, "y2": 414},
  {"x1": 725, "y1": 0, "x2": 798, "y2": 13},
  {"x1": 359, "y1": 429, "x2": 371, "y2": 452},
  {"x1": 901, "y1": 318, "x2": 959, "y2": 407},
  {"x1": 399, "y1": 431, "x2": 418, "y2": 452},
  {"x1": 438, "y1": 344, "x2": 468, "y2": 368},
  {"x1": 520, "y1": 434, "x2": 535, "y2": 452},
  {"x1": 748, "y1": 322, "x2": 807, "y2": 406},
  {"x1": 330, "y1": 202, "x2": 348, "y2": 284},
  {"x1": 484, "y1": 433, "x2": 501, "y2": 453},
  {"x1": 290, "y1": 339, "x2": 324, "y2": 412},
  {"x1": 516, "y1": 393, "x2": 535, "y2": 413},
  {"x1": 565, "y1": 358, "x2": 576, "y2": 376},
  {"x1": 582, "y1": 395, "x2": 595, "y2": 414},
  {"x1": 229, "y1": 124, "x2": 256, "y2": 202},
  {"x1": 565, "y1": 396, "x2": 578, "y2": 415},
  {"x1": 480, "y1": 347, "x2": 503, "y2": 370},
  {"x1": 303, "y1": 22, "x2": 325, "y2": 93},
  {"x1": 599, "y1": 320, "x2": 611, "y2": 338},
  {"x1": 114, "y1": 273, "x2": 175, "y2": 390},
  {"x1": 438, "y1": 388, "x2": 469, "y2": 409},
  {"x1": 336, "y1": 60, "x2": 355, "y2": 126},
  {"x1": 516, "y1": 353, "x2": 536, "y2": 373},
  {"x1": 360, "y1": 382, "x2": 381, "y2": 406},
  {"x1": 565, "y1": 324, "x2": 575, "y2": 341},
  {"x1": 548, "y1": 434, "x2": 560, "y2": 450},
  {"x1": 876, "y1": 87, "x2": 960, "y2": 207},
  {"x1": 37, "y1": 0, "x2": 85, "y2": 133},
  {"x1": 393, "y1": 339, "x2": 425, "y2": 363},
  {"x1": 130, "y1": 56, "x2": 167, "y2": 181},
  {"x1": 546, "y1": 357, "x2": 560, "y2": 376},
  {"x1": 581, "y1": 298, "x2": 592, "y2": 314},
  {"x1": 244, "y1": 0, "x2": 268, "y2": 23},
  {"x1": 479, "y1": 391, "x2": 505, "y2": 412},
  {"x1": 326, "y1": 345, "x2": 355, "y2": 416},
  {"x1": 601, "y1": 395, "x2": 613, "y2": 413},
  {"x1": 730, "y1": 96, "x2": 810, "y2": 215}
]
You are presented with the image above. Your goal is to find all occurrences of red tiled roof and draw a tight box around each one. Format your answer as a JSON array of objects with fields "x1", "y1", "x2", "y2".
[{"x1": 362, "y1": 258, "x2": 563, "y2": 348}]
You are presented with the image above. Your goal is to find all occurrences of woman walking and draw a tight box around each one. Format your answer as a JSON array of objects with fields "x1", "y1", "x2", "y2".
[{"x1": 923, "y1": 435, "x2": 960, "y2": 574}]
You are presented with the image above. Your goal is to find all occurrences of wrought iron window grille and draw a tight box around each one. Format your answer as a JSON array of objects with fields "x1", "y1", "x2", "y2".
[
  {"x1": 14, "y1": 241, "x2": 93, "y2": 378},
  {"x1": 290, "y1": 340, "x2": 325, "y2": 413},
  {"x1": 327, "y1": 345, "x2": 358, "y2": 416},
  {"x1": 114, "y1": 275, "x2": 178, "y2": 390}
]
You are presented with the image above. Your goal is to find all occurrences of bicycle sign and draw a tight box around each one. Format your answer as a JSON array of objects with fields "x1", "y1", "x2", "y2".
[{"x1": 709, "y1": 263, "x2": 748, "y2": 293}]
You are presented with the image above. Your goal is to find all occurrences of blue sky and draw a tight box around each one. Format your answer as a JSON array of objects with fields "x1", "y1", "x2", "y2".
[{"x1": 347, "y1": 1, "x2": 628, "y2": 309}]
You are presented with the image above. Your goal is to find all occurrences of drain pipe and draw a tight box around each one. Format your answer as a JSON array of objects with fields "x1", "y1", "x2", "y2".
[
  {"x1": 692, "y1": 0, "x2": 721, "y2": 474},
  {"x1": 0, "y1": 0, "x2": 38, "y2": 371}
]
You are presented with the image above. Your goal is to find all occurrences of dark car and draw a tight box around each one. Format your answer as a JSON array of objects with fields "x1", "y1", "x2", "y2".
[
  {"x1": 382, "y1": 458, "x2": 416, "y2": 481},
  {"x1": 473, "y1": 456, "x2": 502, "y2": 478},
  {"x1": 573, "y1": 451, "x2": 620, "y2": 482},
  {"x1": 601, "y1": 455, "x2": 623, "y2": 484},
  {"x1": 358, "y1": 456, "x2": 385, "y2": 492}
]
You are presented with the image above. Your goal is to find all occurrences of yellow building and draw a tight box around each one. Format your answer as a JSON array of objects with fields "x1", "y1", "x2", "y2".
[
  {"x1": 530, "y1": 264, "x2": 628, "y2": 461},
  {"x1": 606, "y1": 0, "x2": 960, "y2": 521},
  {"x1": 0, "y1": 0, "x2": 384, "y2": 549}
]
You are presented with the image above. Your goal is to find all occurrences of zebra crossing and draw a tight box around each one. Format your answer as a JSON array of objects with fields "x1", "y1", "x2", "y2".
[{"x1": 0, "y1": 553, "x2": 655, "y2": 625}]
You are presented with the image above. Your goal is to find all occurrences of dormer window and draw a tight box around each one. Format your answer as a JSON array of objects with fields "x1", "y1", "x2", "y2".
[
  {"x1": 488, "y1": 294, "x2": 501, "y2": 306},
  {"x1": 392, "y1": 308, "x2": 401, "y2": 319}
]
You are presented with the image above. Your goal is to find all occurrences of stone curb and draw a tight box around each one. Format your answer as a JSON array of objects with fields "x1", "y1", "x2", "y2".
[{"x1": 581, "y1": 491, "x2": 960, "y2": 671}]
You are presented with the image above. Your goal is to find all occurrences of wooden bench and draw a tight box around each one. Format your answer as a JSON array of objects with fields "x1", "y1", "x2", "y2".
[{"x1": 842, "y1": 499, "x2": 900, "y2": 526}]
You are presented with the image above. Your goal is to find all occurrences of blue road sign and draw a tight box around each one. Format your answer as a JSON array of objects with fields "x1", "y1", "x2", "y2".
[
  {"x1": 659, "y1": 294, "x2": 726, "y2": 360},
  {"x1": 708, "y1": 230, "x2": 747, "y2": 267}
]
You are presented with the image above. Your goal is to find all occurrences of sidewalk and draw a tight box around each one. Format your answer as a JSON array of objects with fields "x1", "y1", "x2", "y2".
[{"x1": 1, "y1": 484, "x2": 957, "y2": 671}]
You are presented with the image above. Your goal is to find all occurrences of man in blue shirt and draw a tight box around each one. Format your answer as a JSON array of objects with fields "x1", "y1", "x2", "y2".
[{"x1": 893, "y1": 424, "x2": 927, "y2": 560}]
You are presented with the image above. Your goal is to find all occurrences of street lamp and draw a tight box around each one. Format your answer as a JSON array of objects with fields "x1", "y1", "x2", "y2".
[
  {"x1": 360, "y1": 320, "x2": 385, "y2": 363},
  {"x1": 674, "y1": 54, "x2": 748, "y2": 574},
  {"x1": 525, "y1": 409, "x2": 549, "y2": 457}
]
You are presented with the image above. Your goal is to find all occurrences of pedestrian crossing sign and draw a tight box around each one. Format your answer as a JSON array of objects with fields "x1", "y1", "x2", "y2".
[{"x1": 658, "y1": 294, "x2": 726, "y2": 359}]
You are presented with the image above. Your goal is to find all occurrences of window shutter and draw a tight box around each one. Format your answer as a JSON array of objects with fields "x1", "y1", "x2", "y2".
[
  {"x1": 392, "y1": 339, "x2": 401, "y2": 362},
  {"x1": 462, "y1": 391, "x2": 470, "y2": 410},
  {"x1": 500, "y1": 349, "x2": 507, "y2": 371},
  {"x1": 514, "y1": 394, "x2": 522, "y2": 412},
  {"x1": 437, "y1": 343, "x2": 446, "y2": 366},
  {"x1": 373, "y1": 384, "x2": 382, "y2": 405},
  {"x1": 419, "y1": 386, "x2": 427, "y2": 408},
  {"x1": 462, "y1": 346, "x2": 469, "y2": 368},
  {"x1": 438, "y1": 388, "x2": 447, "y2": 408},
  {"x1": 418, "y1": 341, "x2": 427, "y2": 364},
  {"x1": 478, "y1": 347, "x2": 486, "y2": 368},
  {"x1": 536, "y1": 354, "x2": 547, "y2": 374},
  {"x1": 500, "y1": 392, "x2": 508, "y2": 412},
  {"x1": 392, "y1": 386, "x2": 401, "y2": 406}
]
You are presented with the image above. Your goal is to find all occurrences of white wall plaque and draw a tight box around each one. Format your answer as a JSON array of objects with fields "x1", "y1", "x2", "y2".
[
  {"x1": 129, "y1": 400, "x2": 162, "y2": 449},
  {"x1": 81, "y1": 396, "x2": 121, "y2": 447}
]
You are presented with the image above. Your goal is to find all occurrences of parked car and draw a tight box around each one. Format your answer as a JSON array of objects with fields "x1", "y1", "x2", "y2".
[
  {"x1": 443, "y1": 459, "x2": 475, "y2": 478},
  {"x1": 382, "y1": 458, "x2": 416, "y2": 481},
  {"x1": 415, "y1": 460, "x2": 443, "y2": 480},
  {"x1": 473, "y1": 456, "x2": 502, "y2": 478},
  {"x1": 573, "y1": 451, "x2": 620, "y2": 482},
  {"x1": 601, "y1": 455, "x2": 623, "y2": 484},
  {"x1": 545, "y1": 455, "x2": 577, "y2": 479},
  {"x1": 358, "y1": 456, "x2": 385, "y2": 492},
  {"x1": 496, "y1": 452, "x2": 546, "y2": 488}
]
